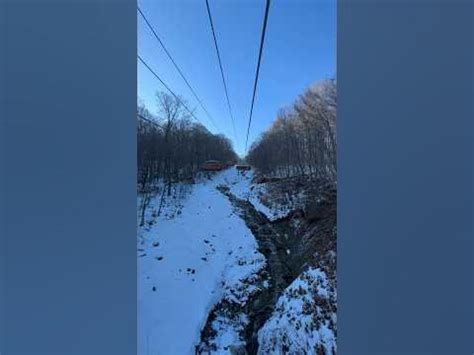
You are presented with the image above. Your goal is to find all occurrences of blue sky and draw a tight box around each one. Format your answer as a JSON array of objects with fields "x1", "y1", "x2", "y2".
[{"x1": 138, "y1": 0, "x2": 336, "y2": 156}]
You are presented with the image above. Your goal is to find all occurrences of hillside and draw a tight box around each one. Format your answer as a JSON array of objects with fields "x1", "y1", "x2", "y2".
[{"x1": 138, "y1": 168, "x2": 336, "y2": 354}]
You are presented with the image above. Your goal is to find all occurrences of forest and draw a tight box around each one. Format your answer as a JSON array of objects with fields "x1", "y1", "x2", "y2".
[
  {"x1": 137, "y1": 92, "x2": 237, "y2": 194},
  {"x1": 137, "y1": 92, "x2": 237, "y2": 224},
  {"x1": 138, "y1": 78, "x2": 337, "y2": 193},
  {"x1": 247, "y1": 79, "x2": 336, "y2": 182}
]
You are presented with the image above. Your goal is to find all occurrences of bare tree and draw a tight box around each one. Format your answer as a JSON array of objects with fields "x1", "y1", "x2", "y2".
[
  {"x1": 137, "y1": 91, "x2": 238, "y2": 221},
  {"x1": 247, "y1": 79, "x2": 337, "y2": 182}
]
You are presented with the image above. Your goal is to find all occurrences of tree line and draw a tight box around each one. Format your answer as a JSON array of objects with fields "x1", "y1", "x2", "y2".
[
  {"x1": 138, "y1": 92, "x2": 237, "y2": 195},
  {"x1": 137, "y1": 92, "x2": 237, "y2": 223},
  {"x1": 247, "y1": 79, "x2": 336, "y2": 182}
]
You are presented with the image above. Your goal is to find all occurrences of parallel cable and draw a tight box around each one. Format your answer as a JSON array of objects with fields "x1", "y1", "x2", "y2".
[
  {"x1": 138, "y1": 54, "x2": 203, "y2": 125},
  {"x1": 204, "y1": 0, "x2": 238, "y2": 146},
  {"x1": 137, "y1": 6, "x2": 219, "y2": 132},
  {"x1": 137, "y1": 113, "x2": 162, "y2": 129},
  {"x1": 244, "y1": 0, "x2": 271, "y2": 153}
]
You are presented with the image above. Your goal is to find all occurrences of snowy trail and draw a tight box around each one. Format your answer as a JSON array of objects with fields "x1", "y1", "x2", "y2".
[{"x1": 138, "y1": 168, "x2": 265, "y2": 355}]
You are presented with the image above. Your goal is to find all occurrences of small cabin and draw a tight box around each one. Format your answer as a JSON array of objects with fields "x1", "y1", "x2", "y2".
[{"x1": 202, "y1": 160, "x2": 224, "y2": 171}]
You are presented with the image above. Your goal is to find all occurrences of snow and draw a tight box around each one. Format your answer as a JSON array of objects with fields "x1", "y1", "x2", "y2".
[
  {"x1": 225, "y1": 170, "x2": 306, "y2": 222},
  {"x1": 138, "y1": 168, "x2": 266, "y2": 355},
  {"x1": 257, "y1": 268, "x2": 337, "y2": 355},
  {"x1": 205, "y1": 312, "x2": 249, "y2": 353}
]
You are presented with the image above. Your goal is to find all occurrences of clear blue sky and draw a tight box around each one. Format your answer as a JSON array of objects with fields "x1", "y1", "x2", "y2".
[{"x1": 138, "y1": 0, "x2": 336, "y2": 157}]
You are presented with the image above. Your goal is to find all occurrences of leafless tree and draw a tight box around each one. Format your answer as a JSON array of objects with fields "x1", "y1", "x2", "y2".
[
  {"x1": 247, "y1": 79, "x2": 336, "y2": 182},
  {"x1": 137, "y1": 92, "x2": 237, "y2": 223}
]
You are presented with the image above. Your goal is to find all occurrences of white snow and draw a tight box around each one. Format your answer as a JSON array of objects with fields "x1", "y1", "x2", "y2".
[
  {"x1": 207, "y1": 312, "x2": 249, "y2": 352},
  {"x1": 257, "y1": 267, "x2": 337, "y2": 355},
  {"x1": 225, "y1": 171, "x2": 305, "y2": 221},
  {"x1": 138, "y1": 168, "x2": 265, "y2": 355}
]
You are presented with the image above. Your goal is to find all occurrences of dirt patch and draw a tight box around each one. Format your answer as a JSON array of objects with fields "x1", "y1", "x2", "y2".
[{"x1": 251, "y1": 175, "x2": 337, "y2": 278}]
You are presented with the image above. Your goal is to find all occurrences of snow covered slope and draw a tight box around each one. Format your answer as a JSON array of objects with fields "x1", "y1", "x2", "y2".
[
  {"x1": 138, "y1": 168, "x2": 266, "y2": 355},
  {"x1": 227, "y1": 171, "x2": 306, "y2": 222},
  {"x1": 257, "y1": 268, "x2": 337, "y2": 355},
  {"x1": 226, "y1": 171, "x2": 279, "y2": 220}
]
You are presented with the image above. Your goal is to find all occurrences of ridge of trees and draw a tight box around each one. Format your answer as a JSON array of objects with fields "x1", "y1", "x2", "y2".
[
  {"x1": 247, "y1": 79, "x2": 336, "y2": 182},
  {"x1": 137, "y1": 92, "x2": 237, "y2": 223},
  {"x1": 138, "y1": 92, "x2": 237, "y2": 192}
]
